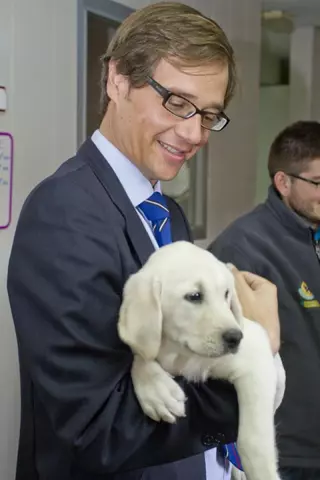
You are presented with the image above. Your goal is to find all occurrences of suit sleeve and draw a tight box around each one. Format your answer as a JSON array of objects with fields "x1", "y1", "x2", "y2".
[{"x1": 8, "y1": 178, "x2": 238, "y2": 475}]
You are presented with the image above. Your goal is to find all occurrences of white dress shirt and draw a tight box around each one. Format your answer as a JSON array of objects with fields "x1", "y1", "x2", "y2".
[{"x1": 91, "y1": 129, "x2": 231, "y2": 480}]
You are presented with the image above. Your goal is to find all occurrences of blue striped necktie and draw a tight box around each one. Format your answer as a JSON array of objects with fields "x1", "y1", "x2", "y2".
[
  {"x1": 220, "y1": 443, "x2": 243, "y2": 471},
  {"x1": 139, "y1": 192, "x2": 243, "y2": 472},
  {"x1": 138, "y1": 192, "x2": 172, "y2": 247}
]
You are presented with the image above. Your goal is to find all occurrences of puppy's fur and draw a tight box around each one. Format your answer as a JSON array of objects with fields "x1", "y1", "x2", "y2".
[{"x1": 118, "y1": 242, "x2": 285, "y2": 480}]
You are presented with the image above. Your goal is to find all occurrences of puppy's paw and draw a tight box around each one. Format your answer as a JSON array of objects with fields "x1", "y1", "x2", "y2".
[{"x1": 132, "y1": 356, "x2": 186, "y2": 423}]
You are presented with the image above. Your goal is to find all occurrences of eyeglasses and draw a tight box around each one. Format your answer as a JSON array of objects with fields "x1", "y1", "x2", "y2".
[
  {"x1": 146, "y1": 76, "x2": 230, "y2": 132},
  {"x1": 287, "y1": 173, "x2": 320, "y2": 188}
]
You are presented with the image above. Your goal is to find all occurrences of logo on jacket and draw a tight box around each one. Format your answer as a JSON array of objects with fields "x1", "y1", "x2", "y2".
[{"x1": 298, "y1": 282, "x2": 320, "y2": 308}]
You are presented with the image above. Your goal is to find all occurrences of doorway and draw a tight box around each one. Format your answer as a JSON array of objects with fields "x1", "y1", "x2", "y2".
[{"x1": 77, "y1": 0, "x2": 133, "y2": 144}]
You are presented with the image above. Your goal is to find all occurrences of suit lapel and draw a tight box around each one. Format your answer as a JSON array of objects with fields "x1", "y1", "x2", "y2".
[
  {"x1": 166, "y1": 196, "x2": 192, "y2": 243},
  {"x1": 80, "y1": 139, "x2": 155, "y2": 267},
  {"x1": 170, "y1": 211, "x2": 184, "y2": 243}
]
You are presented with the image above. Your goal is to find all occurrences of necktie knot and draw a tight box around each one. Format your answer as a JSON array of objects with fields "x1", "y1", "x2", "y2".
[{"x1": 138, "y1": 192, "x2": 172, "y2": 247}]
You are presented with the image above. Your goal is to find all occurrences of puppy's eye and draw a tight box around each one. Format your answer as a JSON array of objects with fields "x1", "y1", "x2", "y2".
[
  {"x1": 225, "y1": 289, "x2": 230, "y2": 300},
  {"x1": 184, "y1": 291, "x2": 203, "y2": 303}
]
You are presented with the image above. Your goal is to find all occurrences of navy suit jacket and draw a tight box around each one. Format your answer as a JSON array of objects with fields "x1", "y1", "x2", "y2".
[{"x1": 7, "y1": 139, "x2": 238, "y2": 480}]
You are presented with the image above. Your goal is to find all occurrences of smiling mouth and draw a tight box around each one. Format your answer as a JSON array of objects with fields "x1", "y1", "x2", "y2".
[{"x1": 158, "y1": 140, "x2": 190, "y2": 157}]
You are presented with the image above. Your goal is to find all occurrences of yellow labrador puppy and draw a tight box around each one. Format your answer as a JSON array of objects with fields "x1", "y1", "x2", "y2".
[{"x1": 118, "y1": 241, "x2": 285, "y2": 480}]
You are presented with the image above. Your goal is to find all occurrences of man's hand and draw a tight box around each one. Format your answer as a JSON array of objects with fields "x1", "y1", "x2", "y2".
[{"x1": 231, "y1": 267, "x2": 280, "y2": 354}]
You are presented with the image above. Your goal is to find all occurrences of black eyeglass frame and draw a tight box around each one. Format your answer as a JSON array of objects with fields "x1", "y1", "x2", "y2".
[
  {"x1": 146, "y1": 76, "x2": 230, "y2": 132},
  {"x1": 287, "y1": 173, "x2": 320, "y2": 187}
]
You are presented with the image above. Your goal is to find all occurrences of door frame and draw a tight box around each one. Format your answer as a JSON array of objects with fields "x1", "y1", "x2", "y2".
[{"x1": 77, "y1": 0, "x2": 134, "y2": 146}]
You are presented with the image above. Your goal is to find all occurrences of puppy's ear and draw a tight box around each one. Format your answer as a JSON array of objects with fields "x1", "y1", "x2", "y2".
[
  {"x1": 226, "y1": 263, "x2": 244, "y2": 327},
  {"x1": 118, "y1": 269, "x2": 162, "y2": 361}
]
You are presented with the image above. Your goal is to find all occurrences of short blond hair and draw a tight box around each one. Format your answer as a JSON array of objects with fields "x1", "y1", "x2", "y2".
[{"x1": 100, "y1": 2, "x2": 236, "y2": 115}]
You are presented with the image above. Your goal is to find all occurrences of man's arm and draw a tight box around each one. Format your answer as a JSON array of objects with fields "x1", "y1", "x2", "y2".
[{"x1": 8, "y1": 177, "x2": 238, "y2": 475}]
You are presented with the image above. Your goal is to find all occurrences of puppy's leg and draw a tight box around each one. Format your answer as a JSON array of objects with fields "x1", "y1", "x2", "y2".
[
  {"x1": 227, "y1": 320, "x2": 281, "y2": 480},
  {"x1": 231, "y1": 467, "x2": 247, "y2": 480},
  {"x1": 273, "y1": 353, "x2": 286, "y2": 411},
  {"x1": 131, "y1": 355, "x2": 186, "y2": 423}
]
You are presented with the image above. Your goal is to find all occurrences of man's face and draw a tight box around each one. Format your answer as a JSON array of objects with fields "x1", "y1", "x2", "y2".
[
  {"x1": 284, "y1": 159, "x2": 320, "y2": 225},
  {"x1": 105, "y1": 58, "x2": 229, "y2": 182}
]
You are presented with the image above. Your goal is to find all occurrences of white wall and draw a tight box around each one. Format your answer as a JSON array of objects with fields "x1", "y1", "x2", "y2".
[
  {"x1": 290, "y1": 26, "x2": 320, "y2": 123},
  {"x1": 0, "y1": 1, "x2": 78, "y2": 479},
  {"x1": 0, "y1": 0, "x2": 261, "y2": 478},
  {"x1": 204, "y1": 0, "x2": 261, "y2": 242},
  {"x1": 255, "y1": 85, "x2": 289, "y2": 204}
]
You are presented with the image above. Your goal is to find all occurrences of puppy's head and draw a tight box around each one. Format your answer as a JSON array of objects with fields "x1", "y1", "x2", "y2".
[{"x1": 118, "y1": 242, "x2": 244, "y2": 361}]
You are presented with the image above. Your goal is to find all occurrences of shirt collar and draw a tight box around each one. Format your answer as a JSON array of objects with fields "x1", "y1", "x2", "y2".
[{"x1": 91, "y1": 129, "x2": 161, "y2": 207}]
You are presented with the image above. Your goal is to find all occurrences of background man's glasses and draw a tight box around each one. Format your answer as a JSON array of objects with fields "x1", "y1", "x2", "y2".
[
  {"x1": 146, "y1": 76, "x2": 230, "y2": 132},
  {"x1": 287, "y1": 173, "x2": 320, "y2": 188}
]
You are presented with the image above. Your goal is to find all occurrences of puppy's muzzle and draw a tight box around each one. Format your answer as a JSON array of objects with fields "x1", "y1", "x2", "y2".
[{"x1": 222, "y1": 328, "x2": 243, "y2": 353}]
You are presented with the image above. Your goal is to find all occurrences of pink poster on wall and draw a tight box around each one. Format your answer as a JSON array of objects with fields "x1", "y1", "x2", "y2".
[{"x1": 0, "y1": 132, "x2": 13, "y2": 229}]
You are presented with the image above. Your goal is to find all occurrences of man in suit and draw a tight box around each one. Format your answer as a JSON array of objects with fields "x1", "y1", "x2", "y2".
[{"x1": 7, "y1": 3, "x2": 280, "y2": 480}]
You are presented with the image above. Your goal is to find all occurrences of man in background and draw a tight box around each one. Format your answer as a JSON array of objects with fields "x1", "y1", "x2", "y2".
[{"x1": 209, "y1": 120, "x2": 320, "y2": 480}]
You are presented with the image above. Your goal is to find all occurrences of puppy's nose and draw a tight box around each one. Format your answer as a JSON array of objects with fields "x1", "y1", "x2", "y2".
[{"x1": 222, "y1": 329, "x2": 243, "y2": 352}]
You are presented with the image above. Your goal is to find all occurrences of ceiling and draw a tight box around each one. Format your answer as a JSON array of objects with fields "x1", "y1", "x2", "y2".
[
  {"x1": 261, "y1": 0, "x2": 320, "y2": 61},
  {"x1": 262, "y1": 0, "x2": 320, "y2": 27}
]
